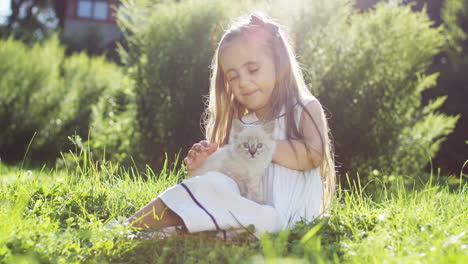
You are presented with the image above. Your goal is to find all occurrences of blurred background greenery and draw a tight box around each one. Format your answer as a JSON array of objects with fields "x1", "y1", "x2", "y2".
[{"x1": 0, "y1": 0, "x2": 466, "y2": 185}]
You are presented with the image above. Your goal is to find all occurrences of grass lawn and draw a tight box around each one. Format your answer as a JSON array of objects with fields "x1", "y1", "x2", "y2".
[{"x1": 0, "y1": 159, "x2": 466, "y2": 263}]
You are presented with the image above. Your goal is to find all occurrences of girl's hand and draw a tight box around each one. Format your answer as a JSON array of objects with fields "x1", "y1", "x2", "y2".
[{"x1": 184, "y1": 140, "x2": 218, "y2": 177}]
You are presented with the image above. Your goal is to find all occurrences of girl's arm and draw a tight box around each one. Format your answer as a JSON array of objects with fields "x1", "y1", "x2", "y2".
[{"x1": 272, "y1": 100, "x2": 326, "y2": 171}]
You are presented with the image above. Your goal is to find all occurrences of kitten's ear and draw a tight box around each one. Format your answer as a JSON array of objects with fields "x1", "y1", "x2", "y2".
[
  {"x1": 232, "y1": 119, "x2": 245, "y2": 134},
  {"x1": 263, "y1": 121, "x2": 275, "y2": 135}
]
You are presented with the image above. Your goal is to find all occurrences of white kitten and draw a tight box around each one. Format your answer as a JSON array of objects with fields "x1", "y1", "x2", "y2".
[{"x1": 192, "y1": 119, "x2": 276, "y2": 204}]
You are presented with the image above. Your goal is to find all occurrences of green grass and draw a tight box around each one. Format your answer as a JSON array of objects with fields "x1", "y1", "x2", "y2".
[{"x1": 0, "y1": 157, "x2": 467, "y2": 263}]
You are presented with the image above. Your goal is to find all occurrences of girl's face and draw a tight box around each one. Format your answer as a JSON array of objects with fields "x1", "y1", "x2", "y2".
[{"x1": 219, "y1": 36, "x2": 276, "y2": 118}]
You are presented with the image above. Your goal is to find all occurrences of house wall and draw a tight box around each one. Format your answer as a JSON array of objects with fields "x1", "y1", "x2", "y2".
[{"x1": 63, "y1": 0, "x2": 123, "y2": 48}]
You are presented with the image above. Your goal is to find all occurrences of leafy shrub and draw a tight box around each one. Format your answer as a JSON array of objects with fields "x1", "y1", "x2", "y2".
[
  {"x1": 40, "y1": 52, "x2": 126, "y2": 156},
  {"x1": 87, "y1": 76, "x2": 141, "y2": 168},
  {"x1": 288, "y1": 0, "x2": 459, "y2": 181},
  {"x1": 0, "y1": 36, "x2": 65, "y2": 161},
  {"x1": 52, "y1": 51, "x2": 141, "y2": 168},
  {"x1": 0, "y1": 36, "x2": 136, "y2": 165},
  {"x1": 421, "y1": 0, "x2": 468, "y2": 174}
]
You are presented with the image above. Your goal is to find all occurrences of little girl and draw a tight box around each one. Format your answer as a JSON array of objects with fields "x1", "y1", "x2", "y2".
[{"x1": 128, "y1": 12, "x2": 336, "y2": 239}]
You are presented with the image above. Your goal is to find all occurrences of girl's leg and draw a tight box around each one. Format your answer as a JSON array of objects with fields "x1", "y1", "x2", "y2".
[{"x1": 128, "y1": 197, "x2": 185, "y2": 230}]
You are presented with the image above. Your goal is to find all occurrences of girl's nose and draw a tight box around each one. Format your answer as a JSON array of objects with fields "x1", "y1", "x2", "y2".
[{"x1": 238, "y1": 74, "x2": 251, "y2": 89}]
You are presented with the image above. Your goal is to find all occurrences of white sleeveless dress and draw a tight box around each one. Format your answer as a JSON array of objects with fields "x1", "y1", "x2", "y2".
[{"x1": 158, "y1": 97, "x2": 323, "y2": 239}]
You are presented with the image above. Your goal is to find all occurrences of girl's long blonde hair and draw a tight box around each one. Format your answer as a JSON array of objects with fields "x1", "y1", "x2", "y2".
[{"x1": 202, "y1": 12, "x2": 336, "y2": 213}]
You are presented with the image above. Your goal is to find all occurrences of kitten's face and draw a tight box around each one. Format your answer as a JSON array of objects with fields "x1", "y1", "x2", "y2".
[{"x1": 231, "y1": 120, "x2": 275, "y2": 160}]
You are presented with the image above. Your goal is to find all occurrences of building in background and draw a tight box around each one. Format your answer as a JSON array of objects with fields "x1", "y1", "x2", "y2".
[{"x1": 62, "y1": 0, "x2": 122, "y2": 50}]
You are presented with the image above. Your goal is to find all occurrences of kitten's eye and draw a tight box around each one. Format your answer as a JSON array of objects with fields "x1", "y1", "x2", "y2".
[
  {"x1": 243, "y1": 143, "x2": 249, "y2": 148},
  {"x1": 257, "y1": 143, "x2": 263, "y2": 148}
]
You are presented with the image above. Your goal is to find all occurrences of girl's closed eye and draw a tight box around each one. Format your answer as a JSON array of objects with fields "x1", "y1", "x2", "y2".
[{"x1": 229, "y1": 68, "x2": 258, "y2": 81}]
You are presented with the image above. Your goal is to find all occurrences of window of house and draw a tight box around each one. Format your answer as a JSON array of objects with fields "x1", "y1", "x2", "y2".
[{"x1": 77, "y1": 0, "x2": 109, "y2": 20}]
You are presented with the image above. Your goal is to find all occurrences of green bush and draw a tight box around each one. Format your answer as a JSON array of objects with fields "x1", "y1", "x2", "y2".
[
  {"x1": 0, "y1": 37, "x2": 65, "y2": 161},
  {"x1": 56, "y1": 54, "x2": 141, "y2": 170},
  {"x1": 0, "y1": 36, "x2": 136, "y2": 165},
  {"x1": 86, "y1": 76, "x2": 141, "y2": 168},
  {"x1": 51, "y1": 52, "x2": 138, "y2": 163},
  {"x1": 287, "y1": 0, "x2": 460, "y2": 181},
  {"x1": 421, "y1": 0, "x2": 468, "y2": 174}
]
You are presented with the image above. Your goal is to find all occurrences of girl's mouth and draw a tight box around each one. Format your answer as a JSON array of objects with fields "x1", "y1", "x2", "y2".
[{"x1": 242, "y1": 89, "x2": 259, "y2": 97}]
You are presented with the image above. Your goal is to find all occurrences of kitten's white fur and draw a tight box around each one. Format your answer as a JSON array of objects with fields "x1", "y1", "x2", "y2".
[{"x1": 192, "y1": 119, "x2": 276, "y2": 204}]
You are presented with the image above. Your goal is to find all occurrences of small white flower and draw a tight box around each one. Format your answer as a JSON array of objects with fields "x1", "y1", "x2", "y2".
[{"x1": 377, "y1": 213, "x2": 386, "y2": 221}]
